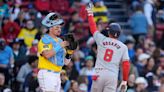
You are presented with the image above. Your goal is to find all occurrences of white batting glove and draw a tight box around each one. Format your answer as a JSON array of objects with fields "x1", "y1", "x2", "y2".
[
  {"x1": 118, "y1": 81, "x2": 127, "y2": 92},
  {"x1": 86, "y1": 3, "x2": 94, "y2": 16}
]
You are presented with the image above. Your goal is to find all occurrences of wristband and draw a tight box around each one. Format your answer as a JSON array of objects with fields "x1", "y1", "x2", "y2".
[
  {"x1": 65, "y1": 53, "x2": 72, "y2": 59},
  {"x1": 122, "y1": 81, "x2": 127, "y2": 85}
]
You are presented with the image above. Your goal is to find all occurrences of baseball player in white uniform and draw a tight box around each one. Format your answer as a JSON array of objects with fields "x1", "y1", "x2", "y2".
[{"x1": 86, "y1": 4, "x2": 131, "y2": 92}]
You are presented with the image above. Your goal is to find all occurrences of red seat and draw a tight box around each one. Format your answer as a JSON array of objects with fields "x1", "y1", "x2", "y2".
[
  {"x1": 49, "y1": 0, "x2": 70, "y2": 14},
  {"x1": 35, "y1": 0, "x2": 50, "y2": 11}
]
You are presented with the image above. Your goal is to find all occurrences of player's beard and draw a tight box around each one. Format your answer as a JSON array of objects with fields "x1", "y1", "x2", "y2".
[
  {"x1": 55, "y1": 29, "x2": 61, "y2": 36},
  {"x1": 49, "y1": 25, "x2": 62, "y2": 37},
  {"x1": 52, "y1": 28, "x2": 61, "y2": 36}
]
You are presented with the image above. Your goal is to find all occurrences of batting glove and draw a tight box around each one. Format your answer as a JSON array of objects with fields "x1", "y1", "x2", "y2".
[
  {"x1": 118, "y1": 81, "x2": 127, "y2": 92},
  {"x1": 86, "y1": 3, "x2": 94, "y2": 16},
  {"x1": 92, "y1": 75, "x2": 99, "y2": 81}
]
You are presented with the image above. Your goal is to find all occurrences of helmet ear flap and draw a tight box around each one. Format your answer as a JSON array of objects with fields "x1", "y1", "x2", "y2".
[
  {"x1": 107, "y1": 27, "x2": 120, "y2": 38},
  {"x1": 114, "y1": 33, "x2": 118, "y2": 37}
]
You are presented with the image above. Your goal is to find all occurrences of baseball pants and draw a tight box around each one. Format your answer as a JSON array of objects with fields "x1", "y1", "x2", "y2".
[
  {"x1": 91, "y1": 68, "x2": 118, "y2": 92},
  {"x1": 37, "y1": 69, "x2": 61, "y2": 92}
]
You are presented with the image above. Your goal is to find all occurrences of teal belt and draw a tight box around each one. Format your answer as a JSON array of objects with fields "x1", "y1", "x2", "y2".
[{"x1": 47, "y1": 70, "x2": 60, "y2": 74}]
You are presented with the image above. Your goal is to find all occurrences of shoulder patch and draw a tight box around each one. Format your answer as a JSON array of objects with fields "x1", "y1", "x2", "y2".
[{"x1": 43, "y1": 44, "x2": 49, "y2": 48}]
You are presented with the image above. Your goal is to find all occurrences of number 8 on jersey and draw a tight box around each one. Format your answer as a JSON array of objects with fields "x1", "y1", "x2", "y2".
[{"x1": 104, "y1": 49, "x2": 113, "y2": 62}]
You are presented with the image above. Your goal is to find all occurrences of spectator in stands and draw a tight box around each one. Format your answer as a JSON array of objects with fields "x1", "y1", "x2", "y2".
[
  {"x1": 88, "y1": 43, "x2": 97, "y2": 62},
  {"x1": 18, "y1": 19, "x2": 38, "y2": 47},
  {"x1": 0, "y1": 38, "x2": 14, "y2": 85},
  {"x1": 61, "y1": 70, "x2": 71, "y2": 92},
  {"x1": 28, "y1": 8, "x2": 42, "y2": 28},
  {"x1": 65, "y1": 11, "x2": 82, "y2": 33},
  {"x1": 19, "y1": 38, "x2": 28, "y2": 56},
  {"x1": 155, "y1": 66, "x2": 163, "y2": 78},
  {"x1": 65, "y1": 11, "x2": 89, "y2": 49},
  {"x1": 144, "y1": 38, "x2": 156, "y2": 55},
  {"x1": 77, "y1": 76, "x2": 88, "y2": 92},
  {"x1": 9, "y1": 2, "x2": 20, "y2": 21},
  {"x1": 96, "y1": 18, "x2": 104, "y2": 31},
  {"x1": 0, "y1": 1, "x2": 9, "y2": 18},
  {"x1": 18, "y1": 0, "x2": 33, "y2": 11},
  {"x1": 80, "y1": 56, "x2": 95, "y2": 76},
  {"x1": 0, "y1": 0, "x2": 9, "y2": 31},
  {"x1": 11, "y1": 38, "x2": 27, "y2": 91},
  {"x1": 146, "y1": 73, "x2": 159, "y2": 92},
  {"x1": 12, "y1": 38, "x2": 27, "y2": 68},
  {"x1": 16, "y1": 55, "x2": 38, "y2": 91},
  {"x1": 72, "y1": 52, "x2": 84, "y2": 73},
  {"x1": 129, "y1": 62, "x2": 139, "y2": 77},
  {"x1": 136, "y1": 53, "x2": 150, "y2": 76},
  {"x1": 127, "y1": 74, "x2": 136, "y2": 92},
  {"x1": 63, "y1": 61, "x2": 79, "y2": 80},
  {"x1": 68, "y1": 80, "x2": 80, "y2": 92},
  {"x1": 24, "y1": 68, "x2": 39, "y2": 92},
  {"x1": 0, "y1": 73, "x2": 11, "y2": 92},
  {"x1": 144, "y1": 0, "x2": 157, "y2": 37},
  {"x1": 125, "y1": 39, "x2": 135, "y2": 62},
  {"x1": 152, "y1": 48, "x2": 161, "y2": 62},
  {"x1": 73, "y1": 46, "x2": 85, "y2": 59},
  {"x1": 29, "y1": 39, "x2": 38, "y2": 56},
  {"x1": 92, "y1": 0, "x2": 108, "y2": 23},
  {"x1": 35, "y1": 26, "x2": 48, "y2": 40},
  {"x1": 14, "y1": 11, "x2": 26, "y2": 28},
  {"x1": 2, "y1": 17, "x2": 20, "y2": 43},
  {"x1": 129, "y1": 4, "x2": 148, "y2": 44},
  {"x1": 132, "y1": 47, "x2": 144, "y2": 65},
  {"x1": 135, "y1": 77, "x2": 148, "y2": 92},
  {"x1": 142, "y1": 57, "x2": 156, "y2": 76},
  {"x1": 80, "y1": 56, "x2": 95, "y2": 92}
]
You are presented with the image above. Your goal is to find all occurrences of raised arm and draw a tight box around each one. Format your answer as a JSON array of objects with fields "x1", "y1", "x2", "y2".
[{"x1": 86, "y1": 4, "x2": 98, "y2": 35}]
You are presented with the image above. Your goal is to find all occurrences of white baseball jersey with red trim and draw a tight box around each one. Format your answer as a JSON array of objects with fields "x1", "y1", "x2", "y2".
[{"x1": 93, "y1": 31, "x2": 129, "y2": 76}]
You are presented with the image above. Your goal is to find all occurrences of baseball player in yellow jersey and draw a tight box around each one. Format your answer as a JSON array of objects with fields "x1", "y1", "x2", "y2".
[{"x1": 37, "y1": 12, "x2": 75, "y2": 92}]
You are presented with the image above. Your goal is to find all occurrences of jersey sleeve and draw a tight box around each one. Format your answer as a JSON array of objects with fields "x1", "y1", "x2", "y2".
[
  {"x1": 93, "y1": 31, "x2": 106, "y2": 45},
  {"x1": 121, "y1": 45, "x2": 130, "y2": 81},
  {"x1": 121, "y1": 46, "x2": 130, "y2": 61},
  {"x1": 88, "y1": 15, "x2": 98, "y2": 35},
  {"x1": 38, "y1": 40, "x2": 51, "y2": 54}
]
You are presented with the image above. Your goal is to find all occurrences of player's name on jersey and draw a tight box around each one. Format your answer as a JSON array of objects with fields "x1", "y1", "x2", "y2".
[{"x1": 102, "y1": 41, "x2": 121, "y2": 49}]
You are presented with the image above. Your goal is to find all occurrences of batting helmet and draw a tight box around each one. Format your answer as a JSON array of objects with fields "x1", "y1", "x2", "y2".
[
  {"x1": 105, "y1": 23, "x2": 121, "y2": 38},
  {"x1": 42, "y1": 12, "x2": 64, "y2": 28}
]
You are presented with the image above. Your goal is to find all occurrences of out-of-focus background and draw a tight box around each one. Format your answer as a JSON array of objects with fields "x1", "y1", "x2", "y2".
[{"x1": 0, "y1": 0, "x2": 163, "y2": 92}]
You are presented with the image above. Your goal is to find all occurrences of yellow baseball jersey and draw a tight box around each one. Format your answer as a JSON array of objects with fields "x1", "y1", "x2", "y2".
[
  {"x1": 38, "y1": 38, "x2": 63, "y2": 72},
  {"x1": 18, "y1": 28, "x2": 38, "y2": 47}
]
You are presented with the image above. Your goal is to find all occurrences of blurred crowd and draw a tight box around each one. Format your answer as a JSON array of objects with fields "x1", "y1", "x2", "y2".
[{"x1": 0, "y1": 0, "x2": 163, "y2": 92}]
